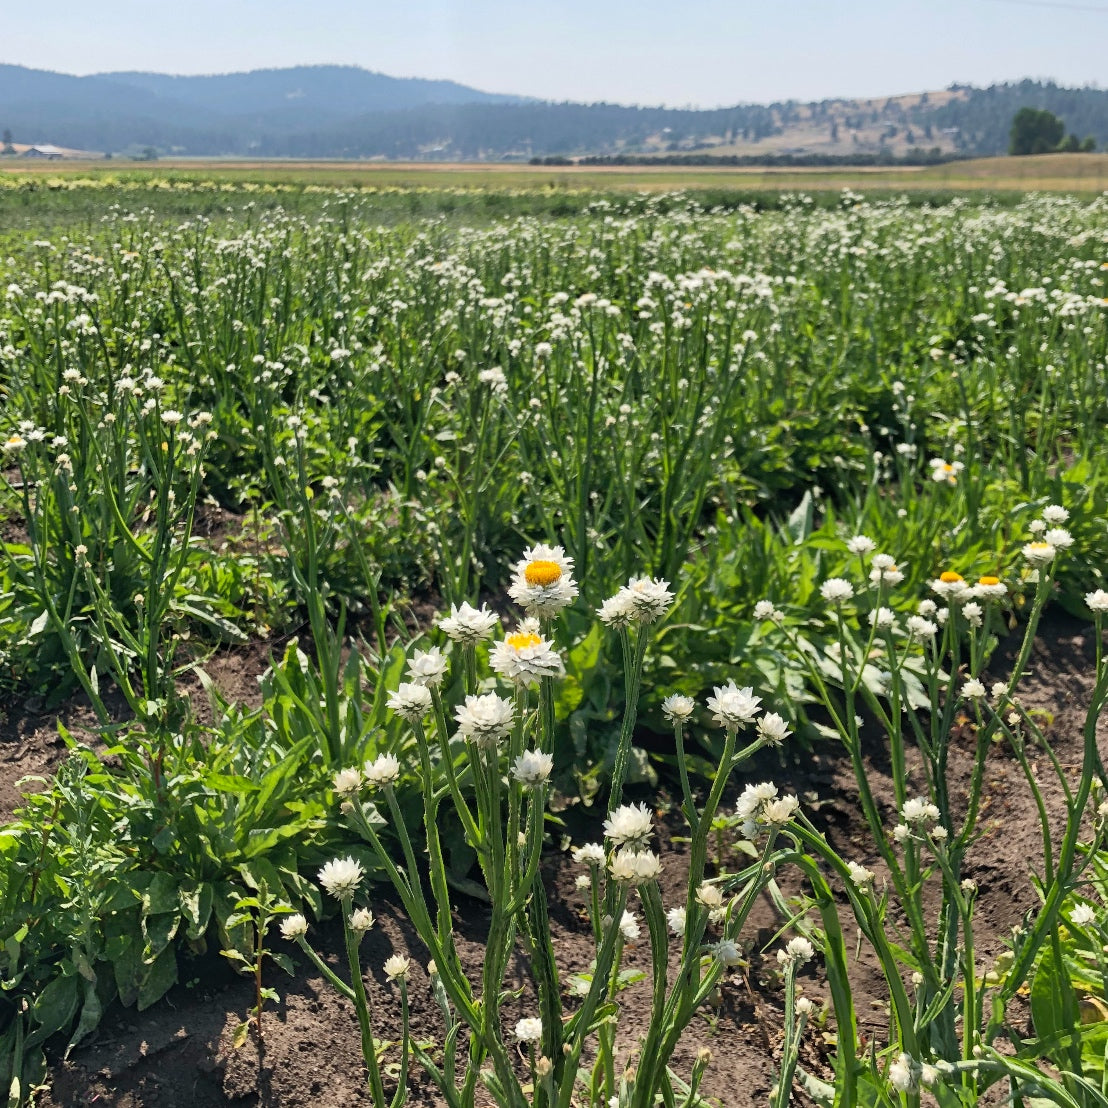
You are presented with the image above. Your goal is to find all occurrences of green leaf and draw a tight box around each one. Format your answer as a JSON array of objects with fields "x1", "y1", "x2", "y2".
[{"x1": 137, "y1": 947, "x2": 178, "y2": 1011}]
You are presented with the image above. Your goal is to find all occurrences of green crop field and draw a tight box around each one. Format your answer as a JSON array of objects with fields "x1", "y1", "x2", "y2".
[{"x1": 1, "y1": 178, "x2": 1107, "y2": 1106}]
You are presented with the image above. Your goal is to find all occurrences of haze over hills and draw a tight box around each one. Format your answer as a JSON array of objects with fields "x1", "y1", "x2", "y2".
[{"x1": 0, "y1": 64, "x2": 1106, "y2": 161}]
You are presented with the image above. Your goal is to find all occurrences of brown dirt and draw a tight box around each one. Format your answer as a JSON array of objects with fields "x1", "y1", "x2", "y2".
[{"x1": 6, "y1": 610, "x2": 1103, "y2": 1107}]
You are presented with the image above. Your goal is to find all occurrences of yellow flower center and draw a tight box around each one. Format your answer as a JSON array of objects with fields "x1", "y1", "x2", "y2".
[
  {"x1": 506, "y1": 631, "x2": 542, "y2": 651},
  {"x1": 1029, "y1": 542, "x2": 1050, "y2": 550},
  {"x1": 524, "y1": 560, "x2": 562, "y2": 587},
  {"x1": 939, "y1": 571, "x2": 964, "y2": 584},
  {"x1": 978, "y1": 576, "x2": 1000, "y2": 587}
]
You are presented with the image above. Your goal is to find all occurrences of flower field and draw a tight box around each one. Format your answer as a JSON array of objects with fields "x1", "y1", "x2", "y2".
[{"x1": 1, "y1": 180, "x2": 1108, "y2": 1106}]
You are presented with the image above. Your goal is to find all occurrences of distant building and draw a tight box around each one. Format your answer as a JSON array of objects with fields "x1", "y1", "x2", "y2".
[{"x1": 21, "y1": 144, "x2": 65, "y2": 159}]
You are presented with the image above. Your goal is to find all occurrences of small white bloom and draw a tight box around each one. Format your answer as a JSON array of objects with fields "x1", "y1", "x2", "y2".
[
  {"x1": 795, "y1": 996, "x2": 816, "y2": 1016},
  {"x1": 696, "y1": 883, "x2": 725, "y2": 910},
  {"x1": 1044, "y1": 527, "x2": 1074, "y2": 550},
  {"x1": 406, "y1": 646, "x2": 448, "y2": 688},
  {"x1": 511, "y1": 749, "x2": 554, "y2": 787},
  {"x1": 454, "y1": 692, "x2": 515, "y2": 746},
  {"x1": 1022, "y1": 541, "x2": 1056, "y2": 565},
  {"x1": 508, "y1": 544, "x2": 579, "y2": 616},
  {"x1": 846, "y1": 861, "x2": 875, "y2": 888},
  {"x1": 364, "y1": 752, "x2": 401, "y2": 788},
  {"x1": 906, "y1": 615, "x2": 938, "y2": 640},
  {"x1": 603, "y1": 802, "x2": 654, "y2": 847},
  {"x1": 714, "y1": 939, "x2": 742, "y2": 966},
  {"x1": 1070, "y1": 903, "x2": 1097, "y2": 926},
  {"x1": 1042, "y1": 504, "x2": 1069, "y2": 524},
  {"x1": 350, "y1": 907, "x2": 375, "y2": 933},
  {"x1": 515, "y1": 1017, "x2": 543, "y2": 1043},
  {"x1": 1086, "y1": 589, "x2": 1108, "y2": 613},
  {"x1": 962, "y1": 679, "x2": 986, "y2": 700},
  {"x1": 667, "y1": 906, "x2": 687, "y2": 936},
  {"x1": 572, "y1": 842, "x2": 607, "y2": 866},
  {"x1": 706, "y1": 681, "x2": 762, "y2": 729},
  {"x1": 661, "y1": 694, "x2": 696, "y2": 722},
  {"x1": 619, "y1": 910, "x2": 640, "y2": 941},
  {"x1": 438, "y1": 601, "x2": 499, "y2": 643},
  {"x1": 868, "y1": 607, "x2": 896, "y2": 630},
  {"x1": 777, "y1": 936, "x2": 815, "y2": 966},
  {"x1": 383, "y1": 954, "x2": 410, "y2": 979},
  {"x1": 846, "y1": 535, "x2": 876, "y2": 555},
  {"x1": 280, "y1": 913, "x2": 309, "y2": 940},
  {"x1": 889, "y1": 1052, "x2": 920, "y2": 1092},
  {"x1": 762, "y1": 795, "x2": 800, "y2": 826},
  {"x1": 318, "y1": 856, "x2": 365, "y2": 900},
  {"x1": 756, "y1": 712, "x2": 792, "y2": 746},
  {"x1": 332, "y1": 767, "x2": 363, "y2": 798},
  {"x1": 753, "y1": 599, "x2": 779, "y2": 620},
  {"x1": 388, "y1": 682, "x2": 433, "y2": 721},
  {"x1": 820, "y1": 577, "x2": 854, "y2": 604},
  {"x1": 901, "y1": 797, "x2": 940, "y2": 825},
  {"x1": 489, "y1": 628, "x2": 564, "y2": 685}
]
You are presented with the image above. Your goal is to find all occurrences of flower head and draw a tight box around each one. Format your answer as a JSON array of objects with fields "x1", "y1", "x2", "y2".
[
  {"x1": 603, "y1": 802, "x2": 653, "y2": 847},
  {"x1": 406, "y1": 646, "x2": 448, "y2": 688},
  {"x1": 438, "y1": 601, "x2": 499, "y2": 644},
  {"x1": 706, "y1": 681, "x2": 762, "y2": 729},
  {"x1": 1087, "y1": 589, "x2": 1108, "y2": 613},
  {"x1": 608, "y1": 848, "x2": 662, "y2": 884},
  {"x1": 384, "y1": 954, "x2": 410, "y2": 979},
  {"x1": 777, "y1": 936, "x2": 815, "y2": 966},
  {"x1": 350, "y1": 907, "x2": 375, "y2": 933},
  {"x1": 515, "y1": 1017, "x2": 543, "y2": 1043},
  {"x1": 661, "y1": 694, "x2": 696, "y2": 723},
  {"x1": 332, "y1": 767, "x2": 363, "y2": 799},
  {"x1": 454, "y1": 692, "x2": 515, "y2": 747},
  {"x1": 508, "y1": 544, "x2": 578, "y2": 616},
  {"x1": 388, "y1": 682, "x2": 433, "y2": 721},
  {"x1": 846, "y1": 535, "x2": 876, "y2": 555},
  {"x1": 363, "y1": 752, "x2": 401, "y2": 788},
  {"x1": 511, "y1": 749, "x2": 554, "y2": 787},
  {"x1": 318, "y1": 856, "x2": 365, "y2": 900},
  {"x1": 756, "y1": 711, "x2": 792, "y2": 746},
  {"x1": 572, "y1": 842, "x2": 606, "y2": 866},
  {"x1": 1023, "y1": 541, "x2": 1056, "y2": 566},
  {"x1": 820, "y1": 578, "x2": 854, "y2": 604},
  {"x1": 489, "y1": 628, "x2": 564, "y2": 685},
  {"x1": 280, "y1": 913, "x2": 309, "y2": 940},
  {"x1": 597, "y1": 576, "x2": 674, "y2": 626}
]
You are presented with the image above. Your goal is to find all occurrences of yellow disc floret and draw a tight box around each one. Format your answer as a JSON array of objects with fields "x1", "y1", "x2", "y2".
[
  {"x1": 506, "y1": 631, "x2": 542, "y2": 651},
  {"x1": 524, "y1": 560, "x2": 563, "y2": 587},
  {"x1": 978, "y1": 575, "x2": 1000, "y2": 587},
  {"x1": 939, "y1": 571, "x2": 964, "y2": 584}
]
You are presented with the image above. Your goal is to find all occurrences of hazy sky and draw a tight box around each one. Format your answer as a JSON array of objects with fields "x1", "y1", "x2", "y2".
[{"x1": 4, "y1": 0, "x2": 1106, "y2": 105}]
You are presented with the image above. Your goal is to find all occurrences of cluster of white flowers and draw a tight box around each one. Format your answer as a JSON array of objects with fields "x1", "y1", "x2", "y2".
[
  {"x1": 608, "y1": 848, "x2": 662, "y2": 884},
  {"x1": 776, "y1": 936, "x2": 815, "y2": 966},
  {"x1": 735, "y1": 782, "x2": 800, "y2": 838},
  {"x1": 596, "y1": 575, "x2": 675, "y2": 626}
]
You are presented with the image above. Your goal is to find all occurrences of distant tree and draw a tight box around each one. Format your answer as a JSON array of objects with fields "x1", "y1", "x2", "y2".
[
  {"x1": 1081, "y1": 135, "x2": 1097, "y2": 152},
  {"x1": 1009, "y1": 107, "x2": 1065, "y2": 154},
  {"x1": 1057, "y1": 132, "x2": 1080, "y2": 153},
  {"x1": 1, "y1": 128, "x2": 13, "y2": 155}
]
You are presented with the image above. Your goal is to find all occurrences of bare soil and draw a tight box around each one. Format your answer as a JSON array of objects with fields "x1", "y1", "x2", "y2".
[{"x1": 2, "y1": 611, "x2": 1101, "y2": 1107}]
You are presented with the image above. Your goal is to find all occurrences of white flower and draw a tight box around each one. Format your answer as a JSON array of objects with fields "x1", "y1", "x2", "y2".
[
  {"x1": 929, "y1": 458, "x2": 964, "y2": 484},
  {"x1": 667, "y1": 906, "x2": 687, "y2": 936},
  {"x1": 820, "y1": 578, "x2": 854, "y2": 604},
  {"x1": 1087, "y1": 589, "x2": 1108, "y2": 613},
  {"x1": 991, "y1": 681, "x2": 1009, "y2": 703},
  {"x1": 332, "y1": 767, "x2": 363, "y2": 798},
  {"x1": 572, "y1": 842, "x2": 606, "y2": 866},
  {"x1": 696, "y1": 883, "x2": 724, "y2": 910},
  {"x1": 596, "y1": 592, "x2": 635, "y2": 626},
  {"x1": 280, "y1": 913, "x2": 308, "y2": 940},
  {"x1": 846, "y1": 861, "x2": 875, "y2": 888},
  {"x1": 714, "y1": 939, "x2": 742, "y2": 966},
  {"x1": 1028, "y1": 519, "x2": 1046, "y2": 534},
  {"x1": 889, "y1": 1052, "x2": 920, "y2": 1092},
  {"x1": 388, "y1": 682, "x2": 433, "y2": 721},
  {"x1": 1022, "y1": 541, "x2": 1056, "y2": 565},
  {"x1": 160, "y1": 409, "x2": 183, "y2": 425},
  {"x1": 508, "y1": 544, "x2": 579, "y2": 616},
  {"x1": 962, "y1": 679, "x2": 986, "y2": 700},
  {"x1": 619, "y1": 910, "x2": 640, "y2": 941},
  {"x1": 363, "y1": 752, "x2": 401, "y2": 788},
  {"x1": 515, "y1": 1017, "x2": 543, "y2": 1043},
  {"x1": 918, "y1": 599, "x2": 938, "y2": 617},
  {"x1": 406, "y1": 646, "x2": 448, "y2": 688},
  {"x1": 756, "y1": 712, "x2": 791, "y2": 746},
  {"x1": 762, "y1": 795, "x2": 800, "y2": 826},
  {"x1": 901, "y1": 797, "x2": 940, "y2": 825},
  {"x1": 489, "y1": 628, "x2": 564, "y2": 685},
  {"x1": 868, "y1": 607, "x2": 896, "y2": 630},
  {"x1": 1070, "y1": 903, "x2": 1097, "y2": 926},
  {"x1": 511, "y1": 749, "x2": 554, "y2": 787},
  {"x1": 454, "y1": 692, "x2": 515, "y2": 746},
  {"x1": 603, "y1": 802, "x2": 653, "y2": 847},
  {"x1": 661, "y1": 694, "x2": 696, "y2": 722},
  {"x1": 869, "y1": 555, "x2": 905, "y2": 586},
  {"x1": 906, "y1": 615, "x2": 938, "y2": 640},
  {"x1": 574, "y1": 873, "x2": 591, "y2": 890},
  {"x1": 962, "y1": 601, "x2": 983, "y2": 627},
  {"x1": 795, "y1": 996, "x2": 815, "y2": 1016},
  {"x1": 350, "y1": 907, "x2": 375, "y2": 933},
  {"x1": 438, "y1": 601, "x2": 498, "y2": 644},
  {"x1": 706, "y1": 681, "x2": 762, "y2": 729},
  {"x1": 777, "y1": 937, "x2": 815, "y2": 966},
  {"x1": 318, "y1": 857, "x2": 365, "y2": 900},
  {"x1": 931, "y1": 572, "x2": 969, "y2": 600},
  {"x1": 972, "y1": 576, "x2": 1007, "y2": 599},
  {"x1": 846, "y1": 535, "x2": 876, "y2": 555},
  {"x1": 608, "y1": 848, "x2": 662, "y2": 884},
  {"x1": 752, "y1": 599, "x2": 779, "y2": 620},
  {"x1": 1044, "y1": 527, "x2": 1074, "y2": 550},
  {"x1": 1043, "y1": 504, "x2": 1069, "y2": 524},
  {"x1": 383, "y1": 954, "x2": 410, "y2": 979}
]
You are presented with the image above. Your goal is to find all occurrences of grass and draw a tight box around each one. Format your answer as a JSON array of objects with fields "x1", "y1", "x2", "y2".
[{"x1": 1, "y1": 152, "x2": 1107, "y2": 194}]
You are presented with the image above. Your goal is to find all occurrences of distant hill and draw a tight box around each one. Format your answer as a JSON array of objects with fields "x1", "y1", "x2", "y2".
[{"x1": 0, "y1": 66, "x2": 1105, "y2": 161}]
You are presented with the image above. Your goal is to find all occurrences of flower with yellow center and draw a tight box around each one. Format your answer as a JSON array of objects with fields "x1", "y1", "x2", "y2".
[
  {"x1": 490, "y1": 625, "x2": 565, "y2": 685},
  {"x1": 973, "y1": 575, "x2": 1008, "y2": 600},
  {"x1": 939, "y1": 571, "x2": 963, "y2": 584},
  {"x1": 932, "y1": 570, "x2": 970, "y2": 600},
  {"x1": 508, "y1": 543, "x2": 578, "y2": 616}
]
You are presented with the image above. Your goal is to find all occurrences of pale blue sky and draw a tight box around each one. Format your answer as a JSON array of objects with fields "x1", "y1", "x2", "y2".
[{"x1": 4, "y1": 0, "x2": 1106, "y2": 106}]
